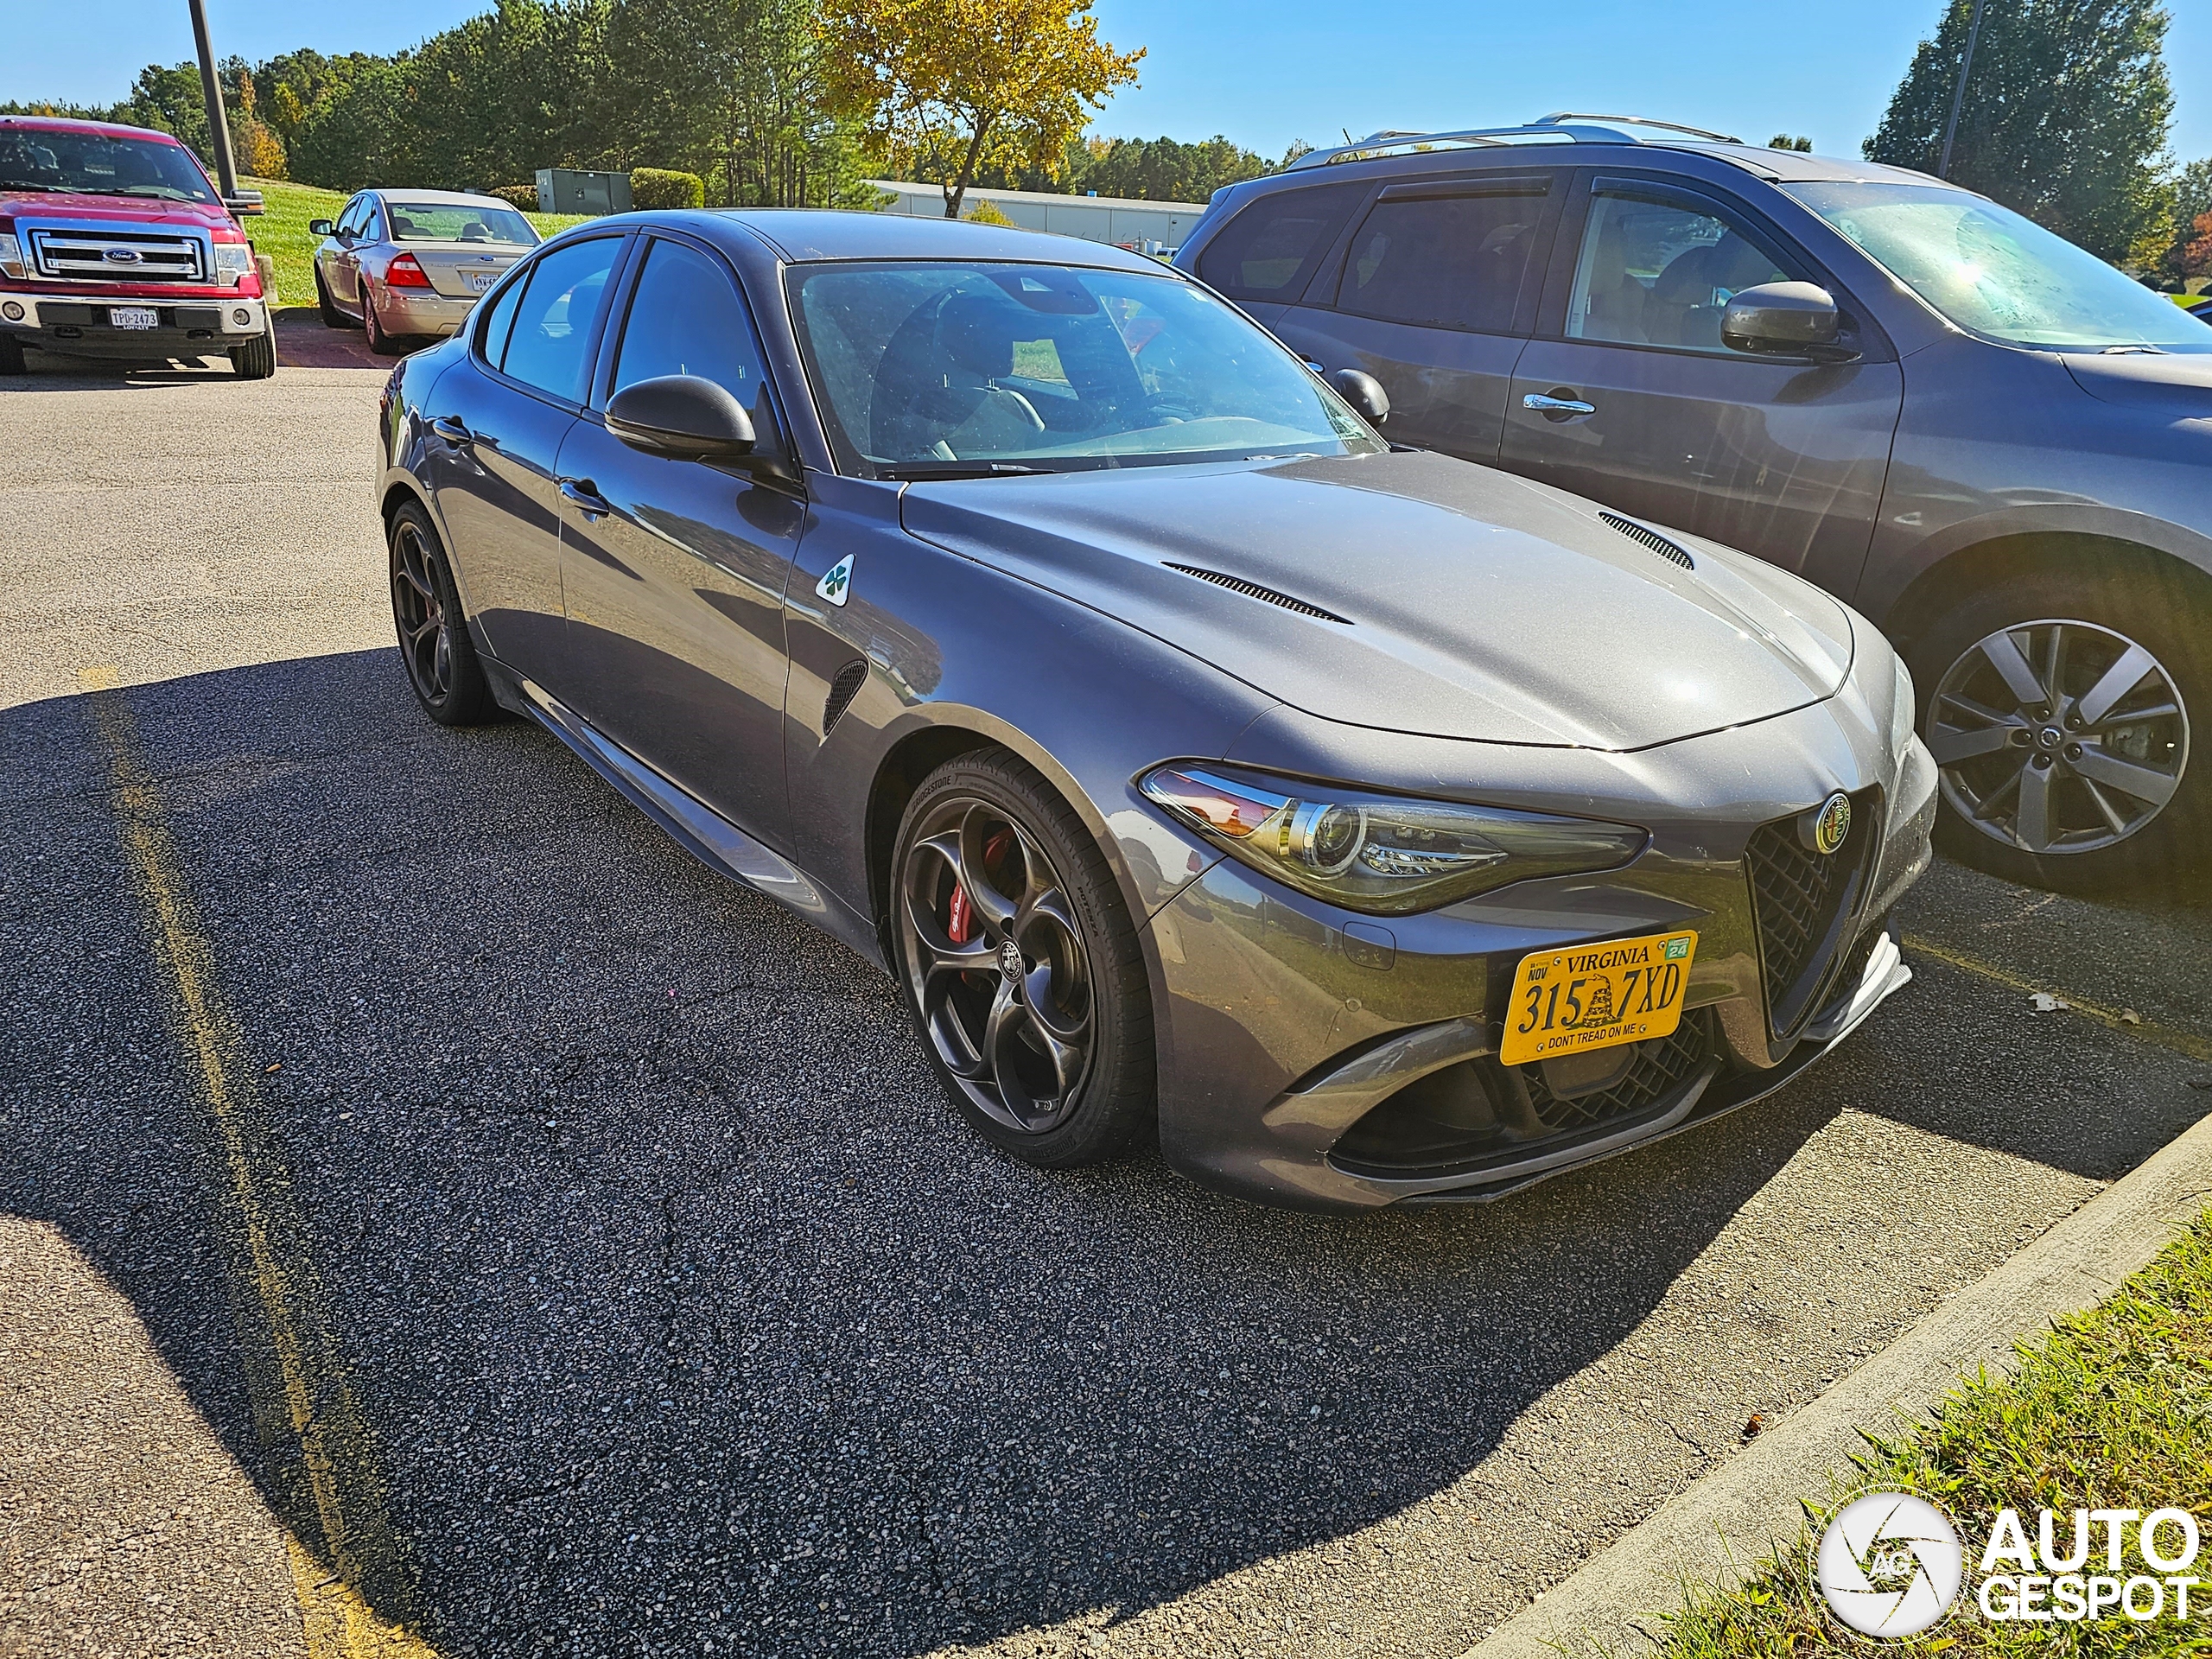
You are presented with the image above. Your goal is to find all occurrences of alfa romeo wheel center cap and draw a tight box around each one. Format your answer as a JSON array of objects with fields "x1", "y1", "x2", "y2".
[{"x1": 1000, "y1": 938, "x2": 1023, "y2": 980}]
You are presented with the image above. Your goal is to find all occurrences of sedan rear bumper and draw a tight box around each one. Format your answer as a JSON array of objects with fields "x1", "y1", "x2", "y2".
[
  {"x1": 2, "y1": 290, "x2": 266, "y2": 357},
  {"x1": 373, "y1": 286, "x2": 476, "y2": 338}
]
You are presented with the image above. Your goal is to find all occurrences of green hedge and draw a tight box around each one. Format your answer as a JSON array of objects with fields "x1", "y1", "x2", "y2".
[
  {"x1": 488, "y1": 184, "x2": 540, "y2": 212},
  {"x1": 631, "y1": 168, "x2": 705, "y2": 211}
]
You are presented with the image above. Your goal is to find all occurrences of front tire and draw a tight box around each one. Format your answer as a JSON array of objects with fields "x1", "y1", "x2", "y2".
[
  {"x1": 230, "y1": 316, "x2": 276, "y2": 379},
  {"x1": 0, "y1": 334, "x2": 24, "y2": 376},
  {"x1": 389, "y1": 501, "x2": 496, "y2": 726},
  {"x1": 892, "y1": 751, "x2": 1155, "y2": 1167},
  {"x1": 316, "y1": 268, "x2": 349, "y2": 328},
  {"x1": 1910, "y1": 565, "x2": 2206, "y2": 892}
]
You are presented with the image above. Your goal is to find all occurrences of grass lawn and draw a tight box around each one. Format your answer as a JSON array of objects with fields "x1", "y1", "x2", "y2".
[
  {"x1": 1652, "y1": 1211, "x2": 2212, "y2": 1656},
  {"x1": 239, "y1": 176, "x2": 594, "y2": 308}
]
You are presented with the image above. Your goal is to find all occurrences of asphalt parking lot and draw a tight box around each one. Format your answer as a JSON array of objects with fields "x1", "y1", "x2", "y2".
[{"x1": 3, "y1": 342, "x2": 2209, "y2": 1659}]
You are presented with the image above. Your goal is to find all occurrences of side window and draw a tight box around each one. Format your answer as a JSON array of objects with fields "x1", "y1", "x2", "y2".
[
  {"x1": 359, "y1": 200, "x2": 384, "y2": 243},
  {"x1": 337, "y1": 198, "x2": 365, "y2": 238},
  {"x1": 611, "y1": 238, "x2": 773, "y2": 435},
  {"x1": 476, "y1": 266, "x2": 527, "y2": 369},
  {"x1": 499, "y1": 237, "x2": 621, "y2": 403},
  {"x1": 1197, "y1": 182, "x2": 1367, "y2": 302},
  {"x1": 1567, "y1": 189, "x2": 1795, "y2": 353},
  {"x1": 1336, "y1": 188, "x2": 1548, "y2": 334}
]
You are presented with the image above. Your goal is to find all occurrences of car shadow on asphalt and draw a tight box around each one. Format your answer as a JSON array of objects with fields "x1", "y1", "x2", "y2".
[{"x1": 4, "y1": 649, "x2": 2206, "y2": 1656}]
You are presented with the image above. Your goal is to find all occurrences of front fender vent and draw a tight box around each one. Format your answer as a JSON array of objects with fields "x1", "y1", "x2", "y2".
[
  {"x1": 1163, "y1": 563, "x2": 1351, "y2": 623},
  {"x1": 822, "y1": 659, "x2": 869, "y2": 737},
  {"x1": 1599, "y1": 511, "x2": 1694, "y2": 570}
]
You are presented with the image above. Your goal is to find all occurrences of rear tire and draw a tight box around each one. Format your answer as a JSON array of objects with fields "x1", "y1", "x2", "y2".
[
  {"x1": 0, "y1": 334, "x2": 24, "y2": 376},
  {"x1": 891, "y1": 750, "x2": 1155, "y2": 1168},
  {"x1": 364, "y1": 284, "x2": 401, "y2": 356},
  {"x1": 230, "y1": 317, "x2": 276, "y2": 379},
  {"x1": 1909, "y1": 563, "x2": 2208, "y2": 893},
  {"x1": 388, "y1": 500, "x2": 496, "y2": 726}
]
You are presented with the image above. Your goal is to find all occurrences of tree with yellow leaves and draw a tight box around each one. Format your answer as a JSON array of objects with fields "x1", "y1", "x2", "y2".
[{"x1": 817, "y1": 0, "x2": 1141, "y2": 219}]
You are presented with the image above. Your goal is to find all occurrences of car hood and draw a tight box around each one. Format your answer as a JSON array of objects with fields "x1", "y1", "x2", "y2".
[
  {"x1": 0, "y1": 189, "x2": 229, "y2": 230},
  {"x1": 899, "y1": 449, "x2": 1854, "y2": 750},
  {"x1": 2063, "y1": 349, "x2": 2212, "y2": 419}
]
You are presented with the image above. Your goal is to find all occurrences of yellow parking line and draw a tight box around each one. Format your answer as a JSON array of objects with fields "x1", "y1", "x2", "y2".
[
  {"x1": 1900, "y1": 930, "x2": 2212, "y2": 1065},
  {"x1": 80, "y1": 665, "x2": 438, "y2": 1659}
]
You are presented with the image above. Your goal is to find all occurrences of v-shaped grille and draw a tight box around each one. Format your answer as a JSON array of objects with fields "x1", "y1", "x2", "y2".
[{"x1": 1745, "y1": 791, "x2": 1878, "y2": 1037}]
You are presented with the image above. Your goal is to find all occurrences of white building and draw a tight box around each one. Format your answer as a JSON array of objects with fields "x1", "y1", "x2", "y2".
[{"x1": 867, "y1": 181, "x2": 1209, "y2": 256}]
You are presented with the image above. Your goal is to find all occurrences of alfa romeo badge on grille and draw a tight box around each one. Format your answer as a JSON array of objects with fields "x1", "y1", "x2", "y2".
[{"x1": 1813, "y1": 791, "x2": 1852, "y2": 855}]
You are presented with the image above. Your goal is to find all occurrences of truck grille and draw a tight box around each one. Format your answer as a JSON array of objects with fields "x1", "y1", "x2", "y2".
[
  {"x1": 1745, "y1": 791, "x2": 1878, "y2": 1038},
  {"x1": 29, "y1": 226, "x2": 206, "y2": 283}
]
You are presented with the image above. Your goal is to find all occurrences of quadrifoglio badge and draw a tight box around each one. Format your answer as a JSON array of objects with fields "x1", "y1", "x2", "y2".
[{"x1": 1815, "y1": 1492, "x2": 2209, "y2": 1637}]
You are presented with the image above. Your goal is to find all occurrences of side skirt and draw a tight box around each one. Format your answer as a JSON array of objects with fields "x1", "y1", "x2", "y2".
[{"x1": 478, "y1": 654, "x2": 889, "y2": 972}]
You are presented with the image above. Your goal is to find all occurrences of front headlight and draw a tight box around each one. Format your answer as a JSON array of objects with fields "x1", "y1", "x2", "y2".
[
  {"x1": 1140, "y1": 765, "x2": 1647, "y2": 915},
  {"x1": 213, "y1": 243, "x2": 254, "y2": 285},
  {"x1": 1891, "y1": 652, "x2": 1917, "y2": 754}
]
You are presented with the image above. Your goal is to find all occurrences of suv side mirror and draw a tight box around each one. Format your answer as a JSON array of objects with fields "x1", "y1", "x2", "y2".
[
  {"x1": 1721, "y1": 282, "x2": 1859, "y2": 364},
  {"x1": 225, "y1": 191, "x2": 264, "y2": 217},
  {"x1": 1329, "y1": 366, "x2": 1390, "y2": 425},
  {"x1": 308, "y1": 219, "x2": 335, "y2": 237},
  {"x1": 607, "y1": 374, "x2": 759, "y2": 463}
]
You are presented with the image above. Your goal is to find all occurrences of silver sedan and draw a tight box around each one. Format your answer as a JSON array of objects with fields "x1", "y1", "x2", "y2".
[{"x1": 310, "y1": 188, "x2": 540, "y2": 354}]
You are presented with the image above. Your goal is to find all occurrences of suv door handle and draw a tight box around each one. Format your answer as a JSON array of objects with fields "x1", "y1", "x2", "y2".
[
  {"x1": 1522, "y1": 391, "x2": 1597, "y2": 418},
  {"x1": 558, "y1": 476, "x2": 612, "y2": 518}
]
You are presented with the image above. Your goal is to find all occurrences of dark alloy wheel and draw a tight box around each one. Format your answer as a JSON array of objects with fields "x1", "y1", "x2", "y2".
[
  {"x1": 388, "y1": 502, "x2": 495, "y2": 725},
  {"x1": 893, "y1": 753, "x2": 1154, "y2": 1166},
  {"x1": 1911, "y1": 567, "x2": 2207, "y2": 891}
]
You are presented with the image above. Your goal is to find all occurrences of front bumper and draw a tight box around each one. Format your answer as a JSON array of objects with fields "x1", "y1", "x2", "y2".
[
  {"x1": 1146, "y1": 700, "x2": 1939, "y2": 1211},
  {"x1": 372, "y1": 287, "x2": 477, "y2": 338},
  {"x1": 2, "y1": 290, "x2": 267, "y2": 356}
]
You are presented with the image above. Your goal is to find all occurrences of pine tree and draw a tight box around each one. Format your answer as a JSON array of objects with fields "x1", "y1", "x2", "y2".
[{"x1": 1865, "y1": 0, "x2": 2175, "y2": 263}]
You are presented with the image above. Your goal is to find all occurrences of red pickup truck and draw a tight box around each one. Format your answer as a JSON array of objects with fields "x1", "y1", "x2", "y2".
[{"x1": 0, "y1": 115, "x2": 276, "y2": 378}]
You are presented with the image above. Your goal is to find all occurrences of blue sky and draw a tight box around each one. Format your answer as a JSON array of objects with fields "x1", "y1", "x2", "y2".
[{"x1": 10, "y1": 0, "x2": 2209, "y2": 165}]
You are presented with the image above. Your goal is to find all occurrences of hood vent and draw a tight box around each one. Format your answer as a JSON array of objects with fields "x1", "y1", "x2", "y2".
[
  {"x1": 1599, "y1": 512, "x2": 1694, "y2": 570},
  {"x1": 1163, "y1": 563, "x2": 1351, "y2": 624}
]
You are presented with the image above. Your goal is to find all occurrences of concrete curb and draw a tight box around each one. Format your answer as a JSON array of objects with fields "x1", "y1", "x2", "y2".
[{"x1": 1465, "y1": 1105, "x2": 2212, "y2": 1659}]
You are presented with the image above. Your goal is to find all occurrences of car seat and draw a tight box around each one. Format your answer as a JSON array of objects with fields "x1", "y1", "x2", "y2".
[
  {"x1": 868, "y1": 292, "x2": 1046, "y2": 460},
  {"x1": 1649, "y1": 233, "x2": 1787, "y2": 350},
  {"x1": 1577, "y1": 214, "x2": 1649, "y2": 345}
]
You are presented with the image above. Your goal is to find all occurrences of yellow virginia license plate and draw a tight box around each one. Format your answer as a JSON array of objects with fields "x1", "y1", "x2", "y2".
[{"x1": 1499, "y1": 929, "x2": 1699, "y2": 1068}]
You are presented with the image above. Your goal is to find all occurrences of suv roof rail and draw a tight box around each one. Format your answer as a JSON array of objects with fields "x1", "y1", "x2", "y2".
[{"x1": 1282, "y1": 111, "x2": 1745, "y2": 172}]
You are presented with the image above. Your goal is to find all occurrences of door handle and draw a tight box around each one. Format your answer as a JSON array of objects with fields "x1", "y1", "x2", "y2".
[
  {"x1": 430, "y1": 415, "x2": 472, "y2": 446},
  {"x1": 558, "y1": 476, "x2": 612, "y2": 518},
  {"x1": 1522, "y1": 391, "x2": 1597, "y2": 419}
]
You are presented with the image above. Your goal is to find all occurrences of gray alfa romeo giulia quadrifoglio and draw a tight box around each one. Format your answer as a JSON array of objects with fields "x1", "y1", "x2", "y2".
[{"x1": 375, "y1": 208, "x2": 1936, "y2": 1211}]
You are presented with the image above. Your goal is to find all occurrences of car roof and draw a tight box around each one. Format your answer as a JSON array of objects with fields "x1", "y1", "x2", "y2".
[
  {"x1": 702, "y1": 207, "x2": 1168, "y2": 273},
  {"x1": 0, "y1": 114, "x2": 183, "y2": 144},
  {"x1": 372, "y1": 188, "x2": 525, "y2": 209}
]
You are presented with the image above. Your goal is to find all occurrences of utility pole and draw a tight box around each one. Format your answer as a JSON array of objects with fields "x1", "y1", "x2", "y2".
[
  {"x1": 187, "y1": 0, "x2": 240, "y2": 198},
  {"x1": 1936, "y1": 0, "x2": 1986, "y2": 179}
]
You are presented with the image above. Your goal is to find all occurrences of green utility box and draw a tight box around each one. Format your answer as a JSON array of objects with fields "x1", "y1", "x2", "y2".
[{"x1": 534, "y1": 168, "x2": 633, "y2": 216}]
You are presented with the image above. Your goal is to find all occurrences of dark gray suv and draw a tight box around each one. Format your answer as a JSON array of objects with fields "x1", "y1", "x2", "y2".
[{"x1": 1178, "y1": 114, "x2": 2210, "y2": 892}]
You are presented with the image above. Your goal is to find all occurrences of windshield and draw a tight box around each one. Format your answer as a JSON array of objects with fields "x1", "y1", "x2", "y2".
[
  {"x1": 387, "y1": 202, "x2": 537, "y2": 246},
  {"x1": 0, "y1": 128, "x2": 217, "y2": 205},
  {"x1": 788, "y1": 260, "x2": 1383, "y2": 475},
  {"x1": 1787, "y1": 181, "x2": 2210, "y2": 353}
]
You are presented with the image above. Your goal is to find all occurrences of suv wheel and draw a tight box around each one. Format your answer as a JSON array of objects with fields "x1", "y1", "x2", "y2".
[
  {"x1": 1910, "y1": 569, "x2": 2204, "y2": 891},
  {"x1": 891, "y1": 751, "x2": 1155, "y2": 1167}
]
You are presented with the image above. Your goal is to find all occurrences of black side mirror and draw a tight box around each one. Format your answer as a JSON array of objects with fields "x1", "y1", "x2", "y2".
[
  {"x1": 308, "y1": 219, "x2": 335, "y2": 237},
  {"x1": 225, "y1": 190, "x2": 264, "y2": 217},
  {"x1": 1329, "y1": 366, "x2": 1390, "y2": 425},
  {"x1": 606, "y1": 375, "x2": 758, "y2": 463},
  {"x1": 1721, "y1": 282, "x2": 1859, "y2": 364}
]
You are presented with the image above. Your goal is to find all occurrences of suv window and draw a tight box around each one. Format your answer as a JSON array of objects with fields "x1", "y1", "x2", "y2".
[
  {"x1": 1567, "y1": 187, "x2": 1794, "y2": 353},
  {"x1": 611, "y1": 238, "x2": 771, "y2": 423},
  {"x1": 499, "y1": 237, "x2": 621, "y2": 404},
  {"x1": 1336, "y1": 186, "x2": 1548, "y2": 334},
  {"x1": 1197, "y1": 182, "x2": 1366, "y2": 301}
]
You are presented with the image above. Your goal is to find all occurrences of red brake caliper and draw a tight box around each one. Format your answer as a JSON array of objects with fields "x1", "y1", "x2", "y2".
[{"x1": 946, "y1": 831, "x2": 1013, "y2": 951}]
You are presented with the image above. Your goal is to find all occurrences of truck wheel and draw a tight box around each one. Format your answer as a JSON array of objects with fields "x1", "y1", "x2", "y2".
[
  {"x1": 1910, "y1": 566, "x2": 2206, "y2": 893},
  {"x1": 316, "y1": 269, "x2": 348, "y2": 328},
  {"x1": 0, "y1": 334, "x2": 24, "y2": 376},
  {"x1": 230, "y1": 317, "x2": 277, "y2": 380}
]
